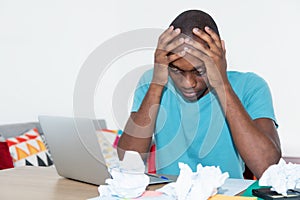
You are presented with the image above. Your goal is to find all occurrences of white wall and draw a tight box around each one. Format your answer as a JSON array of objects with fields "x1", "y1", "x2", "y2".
[{"x1": 1, "y1": 0, "x2": 299, "y2": 156}]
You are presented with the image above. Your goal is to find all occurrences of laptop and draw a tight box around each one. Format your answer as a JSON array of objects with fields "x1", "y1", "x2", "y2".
[{"x1": 38, "y1": 115, "x2": 173, "y2": 185}]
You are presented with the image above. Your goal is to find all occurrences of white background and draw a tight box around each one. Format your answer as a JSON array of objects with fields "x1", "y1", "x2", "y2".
[{"x1": 0, "y1": 0, "x2": 299, "y2": 156}]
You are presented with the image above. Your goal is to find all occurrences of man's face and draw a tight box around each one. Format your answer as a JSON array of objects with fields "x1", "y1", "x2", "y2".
[{"x1": 169, "y1": 53, "x2": 209, "y2": 102}]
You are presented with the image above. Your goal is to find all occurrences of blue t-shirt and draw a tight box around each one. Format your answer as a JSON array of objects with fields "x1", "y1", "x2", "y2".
[{"x1": 131, "y1": 70, "x2": 277, "y2": 178}]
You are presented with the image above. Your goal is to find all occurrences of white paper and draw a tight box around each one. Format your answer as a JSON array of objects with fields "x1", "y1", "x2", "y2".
[
  {"x1": 157, "y1": 162, "x2": 229, "y2": 200},
  {"x1": 98, "y1": 151, "x2": 150, "y2": 199},
  {"x1": 88, "y1": 193, "x2": 174, "y2": 200},
  {"x1": 259, "y1": 158, "x2": 300, "y2": 196},
  {"x1": 88, "y1": 178, "x2": 255, "y2": 200},
  {"x1": 119, "y1": 150, "x2": 145, "y2": 172},
  {"x1": 218, "y1": 178, "x2": 255, "y2": 196}
]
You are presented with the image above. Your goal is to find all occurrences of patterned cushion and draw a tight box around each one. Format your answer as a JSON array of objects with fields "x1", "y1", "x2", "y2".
[{"x1": 6, "y1": 128, "x2": 53, "y2": 167}]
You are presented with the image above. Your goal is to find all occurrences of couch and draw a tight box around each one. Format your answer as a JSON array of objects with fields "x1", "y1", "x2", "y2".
[
  {"x1": 0, "y1": 120, "x2": 107, "y2": 138},
  {"x1": 0, "y1": 119, "x2": 108, "y2": 170},
  {"x1": 0, "y1": 122, "x2": 43, "y2": 139}
]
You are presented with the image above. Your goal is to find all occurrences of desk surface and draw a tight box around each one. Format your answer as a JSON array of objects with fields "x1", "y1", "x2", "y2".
[
  {"x1": 0, "y1": 166, "x2": 166, "y2": 200},
  {"x1": 0, "y1": 166, "x2": 98, "y2": 200}
]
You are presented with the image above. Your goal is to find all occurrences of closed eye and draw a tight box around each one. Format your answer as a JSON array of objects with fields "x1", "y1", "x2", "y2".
[
  {"x1": 192, "y1": 69, "x2": 205, "y2": 76},
  {"x1": 194, "y1": 66, "x2": 206, "y2": 76},
  {"x1": 168, "y1": 64, "x2": 206, "y2": 76},
  {"x1": 169, "y1": 67, "x2": 182, "y2": 74},
  {"x1": 168, "y1": 64, "x2": 183, "y2": 74}
]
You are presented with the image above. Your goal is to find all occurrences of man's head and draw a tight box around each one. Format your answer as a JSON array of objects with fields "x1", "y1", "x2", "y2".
[
  {"x1": 170, "y1": 9, "x2": 219, "y2": 40},
  {"x1": 168, "y1": 10, "x2": 220, "y2": 102}
]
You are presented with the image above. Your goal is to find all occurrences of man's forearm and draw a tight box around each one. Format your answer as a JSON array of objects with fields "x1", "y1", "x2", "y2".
[
  {"x1": 214, "y1": 83, "x2": 281, "y2": 178},
  {"x1": 117, "y1": 83, "x2": 164, "y2": 160}
]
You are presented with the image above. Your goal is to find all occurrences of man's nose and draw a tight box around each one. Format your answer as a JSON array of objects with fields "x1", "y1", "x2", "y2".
[{"x1": 183, "y1": 72, "x2": 197, "y2": 88}]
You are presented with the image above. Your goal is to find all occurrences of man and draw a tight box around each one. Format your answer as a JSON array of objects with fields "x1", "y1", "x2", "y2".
[{"x1": 117, "y1": 10, "x2": 281, "y2": 178}]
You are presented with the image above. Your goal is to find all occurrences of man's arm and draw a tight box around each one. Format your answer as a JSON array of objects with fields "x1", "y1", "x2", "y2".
[
  {"x1": 117, "y1": 26, "x2": 185, "y2": 160},
  {"x1": 214, "y1": 83, "x2": 281, "y2": 178},
  {"x1": 117, "y1": 83, "x2": 164, "y2": 161},
  {"x1": 185, "y1": 26, "x2": 281, "y2": 178}
]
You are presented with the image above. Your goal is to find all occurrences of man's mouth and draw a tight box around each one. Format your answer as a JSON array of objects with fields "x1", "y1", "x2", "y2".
[{"x1": 181, "y1": 91, "x2": 197, "y2": 98}]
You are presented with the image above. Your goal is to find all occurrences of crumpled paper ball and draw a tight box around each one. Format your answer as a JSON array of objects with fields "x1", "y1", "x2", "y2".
[
  {"x1": 157, "y1": 162, "x2": 229, "y2": 200},
  {"x1": 98, "y1": 151, "x2": 150, "y2": 198},
  {"x1": 259, "y1": 158, "x2": 300, "y2": 196}
]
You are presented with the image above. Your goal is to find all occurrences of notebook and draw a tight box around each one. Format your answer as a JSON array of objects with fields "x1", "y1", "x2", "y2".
[{"x1": 38, "y1": 115, "x2": 172, "y2": 185}]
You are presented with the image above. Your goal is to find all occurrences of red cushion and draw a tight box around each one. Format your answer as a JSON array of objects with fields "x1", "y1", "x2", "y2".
[
  {"x1": 147, "y1": 144, "x2": 156, "y2": 173},
  {"x1": 0, "y1": 141, "x2": 14, "y2": 170}
]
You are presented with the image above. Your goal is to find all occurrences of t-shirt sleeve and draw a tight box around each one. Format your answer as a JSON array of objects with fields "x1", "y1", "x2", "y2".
[
  {"x1": 131, "y1": 70, "x2": 153, "y2": 112},
  {"x1": 242, "y1": 73, "x2": 278, "y2": 127}
]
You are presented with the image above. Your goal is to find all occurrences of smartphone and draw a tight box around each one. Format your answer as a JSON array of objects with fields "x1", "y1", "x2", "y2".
[{"x1": 252, "y1": 188, "x2": 300, "y2": 200}]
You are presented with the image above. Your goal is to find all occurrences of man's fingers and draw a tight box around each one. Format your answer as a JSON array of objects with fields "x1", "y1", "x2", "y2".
[
  {"x1": 204, "y1": 26, "x2": 222, "y2": 49},
  {"x1": 158, "y1": 27, "x2": 181, "y2": 49},
  {"x1": 184, "y1": 37, "x2": 212, "y2": 57},
  {"x1": 155, "y1": 27, "x2": 185, "y2": 66},
  {"x1": 167, "y1": 50, "x2": 186, "y2": 63},
  {"x1": 164, "y1": 37, "x2": 184, "y2": 53},
  {"x1": 221, "y1": 40, "x2": 226, "y2": 54},
  {"x1": 158, "y1": 26, "x2": 174, "y2": 42},
  {"x1": 192, "y1": 27, "x2": 221, "y2": 54},
  {"x1": 184, "y1": 46, "x2": 210, "y2": 63}
]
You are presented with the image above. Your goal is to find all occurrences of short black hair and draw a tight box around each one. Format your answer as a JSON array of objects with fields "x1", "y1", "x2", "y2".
[{"x1": 170, "y1": 10, "x2": 220, "y2": 38}]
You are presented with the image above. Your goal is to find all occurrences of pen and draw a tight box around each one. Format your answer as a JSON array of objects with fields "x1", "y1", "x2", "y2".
[{"x1": 146, "y1": 173, "x2": 169, "y2": 180}]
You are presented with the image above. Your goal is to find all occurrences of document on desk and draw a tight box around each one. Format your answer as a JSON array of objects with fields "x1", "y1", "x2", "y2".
[
  {"x1": 88, "y1": 179, "x2": 255, "y2": 200},
  {"x1": 218, "y1": 178, "x2": 256, "y2": 196},
  {"x1": 87, "y1": 191, "x2": 172, "y2": 200}
]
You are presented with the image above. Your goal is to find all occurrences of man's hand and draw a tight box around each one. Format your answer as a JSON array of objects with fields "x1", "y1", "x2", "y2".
[
  {"x1": 153, "y1": 26, "x2": 185, "y2": 86},
  {"x1": 184, "y1": 26, "x2": 228, "y2": 90}
]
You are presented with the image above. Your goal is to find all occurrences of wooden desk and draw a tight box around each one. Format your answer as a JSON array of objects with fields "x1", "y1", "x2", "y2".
[
  {"x1": 0, "y1": 166, "x2": 168, "y2": 200},
  {"x1": 0, "y1": 166, "x2": 99, "y2": 200}
]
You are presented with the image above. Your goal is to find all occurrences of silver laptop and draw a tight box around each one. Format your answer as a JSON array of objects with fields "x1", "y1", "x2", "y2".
[{"x1": 38, "y1": 115, "x2": 173, "y2": 185}]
